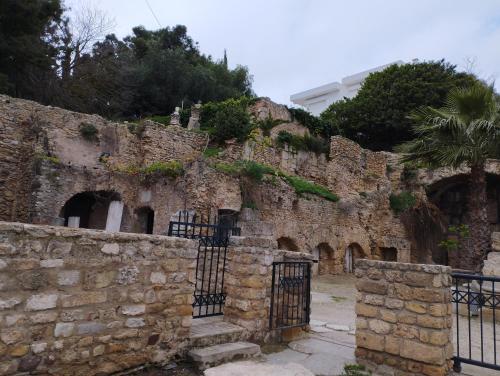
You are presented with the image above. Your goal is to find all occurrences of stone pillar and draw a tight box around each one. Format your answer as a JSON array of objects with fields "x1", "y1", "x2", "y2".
[
  {"x1": 355, "y1": 259, "x2": 452, "y2": 376},
  {"x1": 67, "y1": 216, "x2": 80, "y2": 228},
  {"x1": 224, "y1": 237, "x2": 275, "y2": 341},
  {"x1": 187, "y1": 103, "x2": 201, "y2": 130},
  {"x1": 105, "y1": 201, "x2": 124, "y2": 232},
  {"x1": 170, "y1": 107, "x2": 181, "y2": 126}
]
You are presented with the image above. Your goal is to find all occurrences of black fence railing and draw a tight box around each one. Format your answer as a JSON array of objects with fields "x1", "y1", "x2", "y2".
[
  {"x1": 270, "y1": 261, "x2": 311, "y2": 330},
  {"x1": 167, "y1": 210, "x2": 240, "y2": 240},
  {"x1": 451, "y1": 272, "x2": 500, "y2": 372},
  {"x1": 167, "y1": 210, "x2": 240, "y2": 318}
]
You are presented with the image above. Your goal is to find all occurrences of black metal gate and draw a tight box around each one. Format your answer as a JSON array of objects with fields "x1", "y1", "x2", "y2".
[
  {"x1": 269, "y1": 261, "x2": 311, "y2": 329},
  {"x1": 168, "y1": 210, "x2": 240, "y2": 318},
  {"x1": 451, "y1": 272, "x2": 500, "y2": 372}
]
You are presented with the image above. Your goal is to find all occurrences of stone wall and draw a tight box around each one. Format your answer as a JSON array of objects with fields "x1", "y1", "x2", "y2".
[
  {"x1": 0, "y1": 222, "x2": 197, "y2": 375},
  {"x1": 355, "y1": 259, "x2": 453, "y2": 376},
  {"x1": 0, "y1": 95, "x2": 207, "y2": 224},
  {"x1": 224, "y1": 236, "x2": 313, "y2": 342}
]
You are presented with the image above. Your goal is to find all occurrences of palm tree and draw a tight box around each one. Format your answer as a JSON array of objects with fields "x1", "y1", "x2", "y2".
[{"x1": 399, "y1": 83, "x2": 500, "y2": 272}]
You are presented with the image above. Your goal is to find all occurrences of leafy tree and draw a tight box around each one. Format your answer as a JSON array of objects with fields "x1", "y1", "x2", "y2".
[
  {"x1": 0, "y1": 0, "x2": 63, "y2": 99},
  {"x1": 399, "y1": 83, "x2": 500, "y2": 271},
  {"x1": 201, "y1": 98, "x2": 251, "y2": 144},
  {"x1": 321, "y1": 60, "x2": 478, "y2": 151}
]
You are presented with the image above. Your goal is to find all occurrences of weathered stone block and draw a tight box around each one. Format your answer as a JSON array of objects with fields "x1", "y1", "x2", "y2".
[
  {"x1": 25, "y1": 293, "x2": 58, "y2": 311},
  {"x1": 400, "y1": 340, "x2": 444, "y2": 365},
  {"x1": 101, "y1": 243, "x2": 119, "y2": 255},
  {"x1": 368, "y1": 319, "x2": 392, "y2": 334},
  {"x1": 122, "y1": 305, "x2": 146, "y2": 316},
  {"x1": 0, "y1": 329, "x2": 24, "y2": 344},
  {"x1": 61, "y1": 291, "x2": 106, "y2": 307},
  {"x1": 355, "y1": 303, "x2": 378, "y2": 318},
  {"x1": 57, "y1": 270, "x2": 80, "y2": 286},
  {"x1": 356, "y1": 330, "x2": 385, "y2": 351},
  {"x1": 125, "y1": 318, "x2": 145, "y2": 328},
  {"x1": 54, "y1": 322, "x2": 75, "y2": 337},
  {"x1": 77, "y1": 322, "x2": 106, "y2": 335},
  {"x1": 356, "y1": 279, "x2": 387, "y2": 295},
  {"x1": 405, "y1": 302, "x2": 427, "y2": 314}
]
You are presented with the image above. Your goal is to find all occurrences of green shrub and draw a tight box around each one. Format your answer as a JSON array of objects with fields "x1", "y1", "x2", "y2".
[
  {"x1": 79, "y1": 123, "x2": 98, "y2": 141},
  {"x1": 203, "y1": 147, "x2": 222, "y2": 158},
  {"x1": 389, "y1": 191, "x2": 417, "y2": 214},
  {"x1": 281, "y1": 174, "x2": 339, "y2": 202},
  {"x1": 288, "y1": 107, "x2": 326, "y2": 136},
  {"x1": 200, "y1": 97, "x2": 252, "y2": 144},
  {"x1": 140, "y1": 161, "x2": 184, "y2": 180},
  {"x1": 147, "y1": 115, "x2": 171, "y2": 126},
  {"x1": 341, "y1": 364, "x2": 371, "y2": 376},
  {"x1": 180, "y1": 107, "x2": 191, "y2": 127},
  {"x1": 276, "y1": 131, "x2": 329, "y2": 155},
  {"x1": 257, "y1": 115, "x2": 282, "y2": 136},
  {"x1": 242, "y1": 201, "x2": 257, "y2": 210},
  {"x1": 213, "y1": 162, "x2": 240, "y2": 175},
  {"x1": 439, "y1": 224, "x2": 470, "y2": 251},
  {"x1": 239, "y1": 160, "x2": 275, "y2": 182},
  {"x1": 212, "y1": 160, "x2": 339, "y2": 202}
]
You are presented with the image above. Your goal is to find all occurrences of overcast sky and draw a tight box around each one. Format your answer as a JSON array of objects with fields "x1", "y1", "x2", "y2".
[{"x1": 66, "y1": 0, "x2": 500, "y2": 106}]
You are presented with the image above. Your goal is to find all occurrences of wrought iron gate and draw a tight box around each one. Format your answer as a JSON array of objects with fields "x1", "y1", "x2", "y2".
[
  {"x1": 168, "y1": 210, "x2": 240, "y2": 318},
  {"x1": 451, "y1": 272, "x2": 500, "y2": 372},
  {"x1": 269, "y1": 261, "x2": 311, "y2": 329}
]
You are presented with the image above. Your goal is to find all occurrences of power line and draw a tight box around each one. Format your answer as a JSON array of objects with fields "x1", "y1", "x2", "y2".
[{"x1": 144, "y1": 0, "x2": 162, "y2": 28}]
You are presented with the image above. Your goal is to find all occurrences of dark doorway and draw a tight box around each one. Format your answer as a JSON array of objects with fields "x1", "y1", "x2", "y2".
[
  {"x1": 60, "y1": 191, "x2": 121, "y2": 229},
  {"x1": 380, "y1": 247, "x2": 397, "y2": 261},
  {"x1": 136, "y1": 207, "x2": 155, "y2": 234}
]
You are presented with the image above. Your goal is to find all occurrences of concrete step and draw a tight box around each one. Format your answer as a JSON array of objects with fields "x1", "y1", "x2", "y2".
[
  {"x1": 189, "y1": 341, "x2": 261, "y2": 370},
  {"x1": 189, "y1": 318, "x2": 245, "y2": 348}
]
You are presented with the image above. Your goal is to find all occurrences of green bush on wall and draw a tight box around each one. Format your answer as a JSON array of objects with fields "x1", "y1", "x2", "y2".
[
  {"x1": 79, "y1": 123, "x2": 98, "y2": 141},
  {"x1": 276, "y1": 131, "x2": 329, "y2": 155},
  {"x1": 389, "y1": 191, "x2": 417, "y2": 214}
]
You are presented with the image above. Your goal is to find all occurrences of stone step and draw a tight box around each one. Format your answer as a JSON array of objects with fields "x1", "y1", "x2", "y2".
[
  {"x1": 189, "y1": 319, "x2": 245, "y2": 348},
  {"x1": 189, "y1": 341, "x2": 261, "y2": 370}
]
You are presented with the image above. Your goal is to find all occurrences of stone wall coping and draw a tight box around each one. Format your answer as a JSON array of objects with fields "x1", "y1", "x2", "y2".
[
  {"x1": 355, "y1": 258, "x2": 451, "y2": 274},
  {"x1": 0, "y1": 221, "x2": 198, "y2": 247},
  {"x1": 229, "y1": 236, "x2": 276, "y2": 248}
]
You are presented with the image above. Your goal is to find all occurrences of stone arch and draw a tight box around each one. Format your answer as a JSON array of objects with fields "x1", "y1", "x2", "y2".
[
  {"x1": 317, "y1": 242, "x2": 335, "y2": 275},
  {"x1": 344, "y1": 242, "x2": 366, "y2": 273},
  {"x1": 60, "y1": 190, "x2": 123, "y2": 231},
  {"x1": 277, "y1": 236, "x2": 299, "y2": 252},
  {"x1": 134, "y1": 206, "x2": 155, "y2": 234}
]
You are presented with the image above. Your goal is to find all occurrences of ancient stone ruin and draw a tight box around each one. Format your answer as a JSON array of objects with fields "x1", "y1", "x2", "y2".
[{"x1": 1, "y1": 94, "x2": 500, "y2": 375}]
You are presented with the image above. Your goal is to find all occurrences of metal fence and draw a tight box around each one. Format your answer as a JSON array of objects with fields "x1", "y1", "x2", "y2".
[
  {"x1": 451, "y1": 272, "x2": 500, "y2": 372},
  {"x1": 167, "y1": 210, "x2": 240, "y2": 240},
  {"x1": 269, "y1": 261, "x2": 311, "y2": 330},
  {"x1": 167, "y1": 209, "x2": 240, "y2": 318}
]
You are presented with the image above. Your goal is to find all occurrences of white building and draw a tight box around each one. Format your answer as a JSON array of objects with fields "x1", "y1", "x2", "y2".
[{"x1": 290, "y1": 60, "x2": 407, "y2": 115}]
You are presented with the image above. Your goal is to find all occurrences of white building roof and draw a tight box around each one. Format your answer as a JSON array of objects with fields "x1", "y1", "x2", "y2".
[{"x1": 290, "y1": 60, "x2": 406, "y2": 115}]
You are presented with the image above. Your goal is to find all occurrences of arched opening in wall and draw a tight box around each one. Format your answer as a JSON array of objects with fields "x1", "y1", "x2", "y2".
[
  {"x1": 60, "y1": 191, "x2": 122, "y2": 230},
  {"x1": 380, "y1": 247, "x2": 397, "y2": 262},
  {"x1": 277, "y1": 237, "x2": 299, "y2": 252},
  {"x1": 317, "y1": 243, "x2": 336, "y2": 275},
  {"x1": 344, "y1": 243, "x2": 366, "y2": 273},
  {"x1": 135, "y1": 207, "x2": 155, "y2": 234},
  {"x1": 426, "y1": 173, "x2": 500, "y2": 267}
]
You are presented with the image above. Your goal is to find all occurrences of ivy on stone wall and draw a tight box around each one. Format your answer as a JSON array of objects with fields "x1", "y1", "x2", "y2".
[{"x1": 212, "y1": 160, "x2": 339, "y2": 202}]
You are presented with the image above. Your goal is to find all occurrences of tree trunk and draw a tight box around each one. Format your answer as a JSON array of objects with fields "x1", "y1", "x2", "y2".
[{"x1": 465, "y1": 163, "x2": 490, "y2": 272}]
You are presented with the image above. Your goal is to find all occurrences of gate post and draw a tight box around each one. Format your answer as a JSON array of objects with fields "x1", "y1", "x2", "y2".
[{"x1": 355, "y1": 260, "x2": 453, "y2": 376}]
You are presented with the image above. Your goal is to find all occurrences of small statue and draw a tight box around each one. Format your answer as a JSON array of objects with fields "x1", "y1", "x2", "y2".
[
  {"x1": 170, "y1": 107, "x2": 181, "y2": 126},
  {"x1": 187, "y1": 103, "x2": 201, "y2": 130}
]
